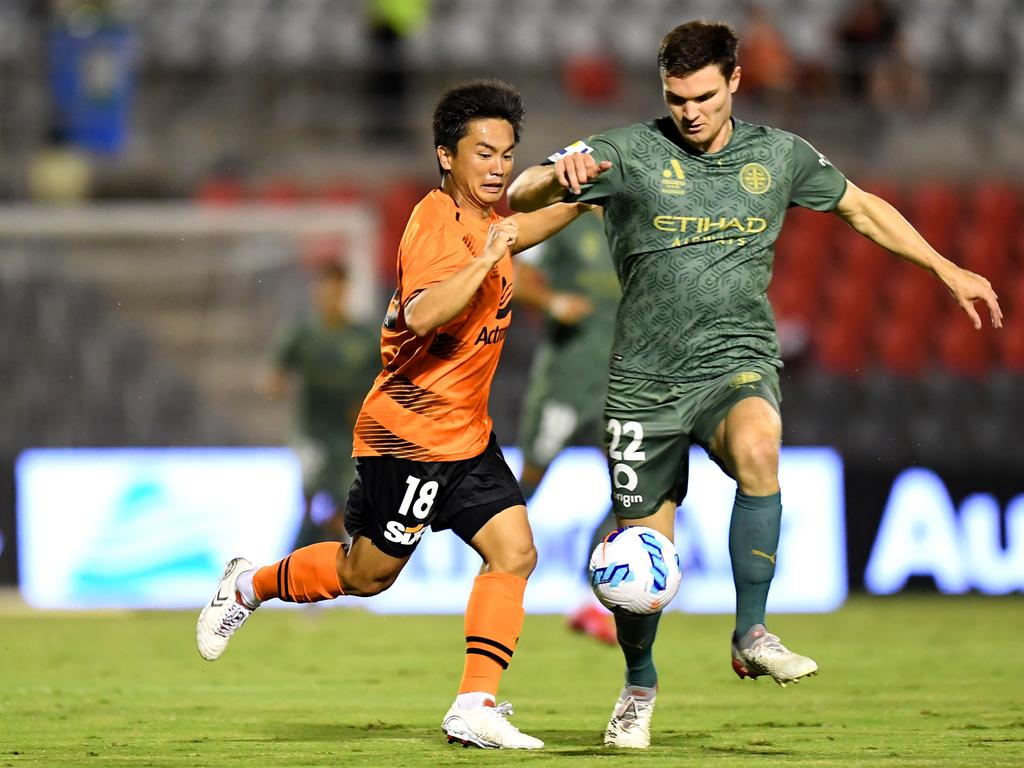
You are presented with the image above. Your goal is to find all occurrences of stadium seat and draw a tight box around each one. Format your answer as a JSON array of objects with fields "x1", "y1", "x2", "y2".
[
  {"x1": 253, "y1": 177, "x2": 305, "y2": 205},
  {"x1": 838, "y1": 232, "x2": 890, "y2": 285},
  {"x1": 995, "y1": 322, "x2": 1024, "y2": 373},
  {"x1": 969, "y1": 179, "x2": 1020, "y2": 232},
  {"x1": 874, "y1": 320, "x2": 931, "y2": 377},
  {"x1": 769, "y1": 271, "x2": 817, "y2": 324},
  {"x1": 859, "y1": 178, "x2": 904, "y2": 212},
  {"x1": 823, "y1": 274, "x2": 877, "y2": 334},
  {"x1": 196, "y1": 176, "x2": 246, "y2": 207},
  {"x1": 956, "y1": 228, "x2": 1010, "y2": 286},
  {"x1": 935, "y1": 314, "x2": 993, "y2": 377},
  {"x1": 885, "y1": 270, "x2": 942, "y2": 333},
  {"x1": 814, "y1": 318, "x2": 869, "y2": 376},
  {"x1": 774, "y1": 235, "x2": 828, "y2": 290},
  {"x1": 909, "y1": 181, "x2": 960, "y2": 254}
]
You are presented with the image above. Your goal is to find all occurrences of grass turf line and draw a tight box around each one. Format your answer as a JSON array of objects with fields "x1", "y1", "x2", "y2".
[{"x1": 1, "y1": 596, "x2": 1022, "y2": 767}]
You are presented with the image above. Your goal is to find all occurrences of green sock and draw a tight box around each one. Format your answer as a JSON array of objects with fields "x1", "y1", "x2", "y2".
[
  {"x1": 585, "y1": 508, "x2": 620, "y2": 581},
  {"x1": 615, "y1": 611, "x2": 662, "y2": 687},
  {"x1": 729, "y1": 490, "x2": 782, "y2": 638}
]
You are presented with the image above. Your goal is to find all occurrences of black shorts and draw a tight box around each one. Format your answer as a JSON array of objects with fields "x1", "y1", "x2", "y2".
[{"x1": 345, "y1": 433, "x2": 526, "y2": 558}]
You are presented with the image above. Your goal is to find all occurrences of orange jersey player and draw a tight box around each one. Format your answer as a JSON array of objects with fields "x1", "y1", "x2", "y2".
[
  {"x1": 196, "y1": 80, "x2": 598, "y2": 751},
  {"x1": 353, "y1": 186, "x2": 514, "y2": 462}
]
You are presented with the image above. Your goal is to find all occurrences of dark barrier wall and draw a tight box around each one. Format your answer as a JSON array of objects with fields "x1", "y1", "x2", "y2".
[{"x1": 846, "y1": 467, "x2": 1022, "y2": 595}]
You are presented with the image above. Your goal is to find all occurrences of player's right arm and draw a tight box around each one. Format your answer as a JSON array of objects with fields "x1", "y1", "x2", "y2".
[
  {"x1": 509, "y1": 153, "x2": 613, "y2": 212},
  {"x1": 833, "y1": 181, "x2": 1003, "y2": 330},
  {"x1": 404, "y1": 219, "x2": 518, "y2": 337}
]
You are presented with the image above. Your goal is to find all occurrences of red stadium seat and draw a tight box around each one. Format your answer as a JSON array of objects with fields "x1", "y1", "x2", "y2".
[
  {"x1": 874, "y1": 320, "x2": 930, "y2": 377},
  {"x1": 957, "y1": 229, "x2": 1010, "y2": 286},
  {"x1": 886, "y1": 270, "x2": 941, "y2": 332},
  {"x1": 995, "y1": 323, "x2": 1024, "y2": 373},
  {"x1": 823, "y1": 274, "x2": 877, "y2": 334},
  {"x1": 195, "y1": 176, "x2": 246, "y2": 207},
  {"x1": 814, "y1": 318, "x2": 869, "y2": 376},
  {"x1": 969, "y1": 180, "x2": 1020, "y2": 233},
  {"x1": 769, "y1": 273, "x2": 818, "y2": 324},
  {"x1": 860, "y1": 178, "x2": 904, "y2": 211},
  {"x1": 936, "y1": 315, "x2": 992, "y2": 377},
  {"x1": 838, "y1": 231, "x2": 890, "y2": 284},
  {"x1": 1008, "y1": 271, "x2": 1024, "y2": 316},
  {"x1": 253, "y1": 177, "x2": 305, "y2": 205},
  {"x1": 909, "y1": 181, "x2": 960, "y2": 254},
  {"x1": 319, "y1": 180, "x2": 362, "y2": 203}
]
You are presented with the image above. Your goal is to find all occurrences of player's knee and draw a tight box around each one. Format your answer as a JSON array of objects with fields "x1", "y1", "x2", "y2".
[
  {"x1": 488, "y1": 542, "x2": 537, "y2": 579},
  {"x1": 731, "y1": 435, "x2": 780, "y2": 490},
  {"x1": 339, "y1": 563, "x2": 399, "y2": 597}
]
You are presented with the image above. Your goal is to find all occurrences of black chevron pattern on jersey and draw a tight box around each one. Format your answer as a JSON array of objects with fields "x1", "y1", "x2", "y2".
[
  {"x1": 354, "y1": 412, "x2": 433, "y2": 460},
  {"x1": 428, "y1": 332, "x2": 467, "y2": 360},
  {"x1": 379, "y1": 375, "x2": 449, "y2": 417}
]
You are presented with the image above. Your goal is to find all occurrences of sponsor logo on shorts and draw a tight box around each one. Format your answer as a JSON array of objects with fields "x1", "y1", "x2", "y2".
[
  {"x1": 613, "y1": 491, "x2": 644, "y2": 509},
  {"x1": 730, "y1": 371, "x2": 763, "y2": 388},
  {"x1": 384, "y1": 521, "x2": 426, "y2": 547}
]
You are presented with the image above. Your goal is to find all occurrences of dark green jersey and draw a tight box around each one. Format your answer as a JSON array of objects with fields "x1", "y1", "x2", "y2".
[
  {"x1": 273, "y1": 318, "x2": 379, "y2": 440},
  {"x1": 565, "y1": 117, "x2": 847, "y2": 382},
  {"x1": 520, "y1": 211, "x2": 620, "y2": 398}
]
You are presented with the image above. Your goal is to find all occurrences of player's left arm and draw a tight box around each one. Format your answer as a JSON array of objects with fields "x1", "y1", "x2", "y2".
[
  {"x1": 508, "y1": 201, "x2": 593, "y2": 255},
  {"x1": 833, "y1": 181, "x2": 1003, "y2": 330}
]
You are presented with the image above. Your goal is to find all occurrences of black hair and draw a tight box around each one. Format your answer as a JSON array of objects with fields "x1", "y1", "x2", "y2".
[
  {"x1": 658, "y1": 20, "x2": 739, "y2": 79},
  {"x1": 432, "y1": 80, "x2": 524, "y2": 174}
]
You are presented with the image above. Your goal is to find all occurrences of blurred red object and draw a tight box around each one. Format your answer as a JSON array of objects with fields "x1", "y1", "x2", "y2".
[
  {"x1": 562, "y1": 52, "x2": 620, "y2": 105},
  {"x1": 935, "y1": 314, "x2": 992, "y2": 377},
  {"x1": 253, "y1": 177, "x2": 305, "y2": 205},
  {"x1": 195, "y1": 175, "x2": 245, "y2": 206},
  {"x1": 874, "y1": 319, "x2": 930, "y2": 377},
  {"x1": 995, "y1": 323, "x2": 1024, "y2": 372},
  {"x1": 815, "y1": 317, "x2": 869, "y2": 376}
]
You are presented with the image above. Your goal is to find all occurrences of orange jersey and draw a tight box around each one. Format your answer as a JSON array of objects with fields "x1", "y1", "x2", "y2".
[{"x1": 353, "y1": 189, "x2": 514, "y2": 461}]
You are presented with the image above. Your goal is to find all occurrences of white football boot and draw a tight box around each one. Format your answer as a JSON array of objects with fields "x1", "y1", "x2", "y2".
[
  {"x1": 604, "y1": 686, "x2": 656, "y2": 748},
  {"x1": 197, "y1": 557, "x2": 255, "y2": 661},
  {"x1": 442, "y1": 701, "x2": 543, "y2": 749},
  {"x1": 731, "y1": 624, "x2": 818, "y2": 687}
]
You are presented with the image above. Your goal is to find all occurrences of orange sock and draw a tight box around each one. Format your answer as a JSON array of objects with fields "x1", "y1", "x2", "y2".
[
  {"x1": 252, "y1": 542, "x2": 344, "y2": 604},
  {"x1": 458, "y1": 572, "x2": 527, "y2": 697}
]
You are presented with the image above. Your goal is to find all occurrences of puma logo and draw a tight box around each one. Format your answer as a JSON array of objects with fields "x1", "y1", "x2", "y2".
[{"x1": 751, "y1": 549, "x2": 776, "y2": 565}]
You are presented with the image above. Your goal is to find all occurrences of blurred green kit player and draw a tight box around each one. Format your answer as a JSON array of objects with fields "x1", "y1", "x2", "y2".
[
  {"x1": 515, "y1": 209, "x2": 621, "y2": 644},
  {"x1": 266, "y1": 262, "x2": 378, "y2": 548},
  {"x1": 510, "y1": 20, "x2": 1002, "y2": 748}
]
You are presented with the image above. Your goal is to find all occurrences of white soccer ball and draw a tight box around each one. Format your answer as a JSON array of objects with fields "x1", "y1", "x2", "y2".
[{"x1": 589, "y1": 526, "x2": 682, "y2": 615}]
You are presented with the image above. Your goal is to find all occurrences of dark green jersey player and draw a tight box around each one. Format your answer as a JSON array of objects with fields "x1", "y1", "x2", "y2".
[
  {"x1": 517, "y1": 210, "x2": 620, "y2": 474},
  {"x1": 510, "y1": 20, "x2": 1002, "y2": 749},
  {"x1": 266, "y1": 262, "x2": 379, "y2": 548},
  {"x1": 515, "y1": 209, "x2": 622, "y2": 645}
]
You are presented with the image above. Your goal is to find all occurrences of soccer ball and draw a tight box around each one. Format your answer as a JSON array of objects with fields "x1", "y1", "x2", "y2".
[{"x1": 589, "y1": 526, "x2": 682, "y2": 615}]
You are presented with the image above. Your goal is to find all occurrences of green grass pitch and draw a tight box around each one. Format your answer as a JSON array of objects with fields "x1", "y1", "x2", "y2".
[{"x1": 1, "y1": 596, "x2": 1022, "y2": 767}]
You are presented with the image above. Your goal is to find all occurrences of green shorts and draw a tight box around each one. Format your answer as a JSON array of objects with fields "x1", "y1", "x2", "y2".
[
  {"x1": 293, "y1": 436, "x2": 355, "y2": 501},
  {"x1": 603, "y1": 366, "x2": 781, "y2": 518},
  {"x1": 519, "y1": 372, "x2": 605, "y2": 467}
]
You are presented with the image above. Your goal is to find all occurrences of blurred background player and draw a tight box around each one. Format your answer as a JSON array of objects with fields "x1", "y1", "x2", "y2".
[
  {"x1": 264, "y1": 259, "x2": 378, "y2": 550},
  {"x1": 514, "y1": 208, "x2": 622, "y2": 644},
  {"x1": 198, "y1": 80, "x2": 592, "y2": 750},
  {"x1": 510, "y1": 19, "x2": 1002, "y2": 749}
]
